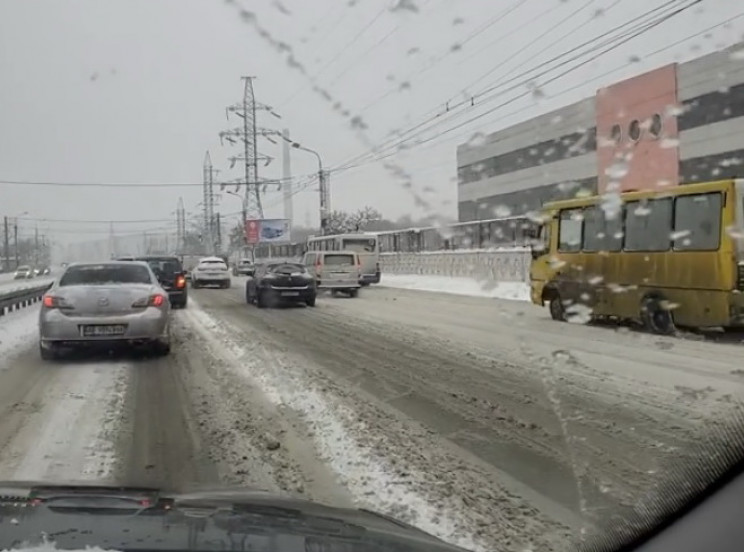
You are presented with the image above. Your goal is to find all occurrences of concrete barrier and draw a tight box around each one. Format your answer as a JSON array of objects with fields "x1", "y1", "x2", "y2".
[{"x1": 380, "y1": 248, "x2": 531, "y2": 283}]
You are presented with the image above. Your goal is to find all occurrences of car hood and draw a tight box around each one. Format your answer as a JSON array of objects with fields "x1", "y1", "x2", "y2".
[{"x1": 0, "y1": 481, "x2": 469, "y2": 552}]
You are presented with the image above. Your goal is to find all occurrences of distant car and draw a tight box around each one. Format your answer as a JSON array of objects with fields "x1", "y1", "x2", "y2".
[
  {"x1": 261, "y1": 226, "x2": 284, "y2": 240},
  {"x1": 232, "y1": 258, "x2": 255, "y2": 277},
  {"x1": 191, "y1": 256, "x2": 231, "y2": 289},
  {"x1": 14, "y1": 265, "x2": 34, "y2": 279},
  {"x1": 134, "y1": 255, "x2": 188, "y2": 308},
  {"x1": 246, "y1": 262, "x2": 316, "y2": 308},
  {"x1": 38, "y1": 261, "x2": 171, "y2": 360},
  {"x1": 301, "y1": 251, "x2": 362, "y2": 297},
  {"x1": 41, "y1": 267, "x2": 51, "y2": 275}
]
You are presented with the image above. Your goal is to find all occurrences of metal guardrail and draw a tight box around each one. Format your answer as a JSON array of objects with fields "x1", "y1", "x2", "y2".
[{"x1": 0, "y1": 283, "x2": 53, "y2": 315}]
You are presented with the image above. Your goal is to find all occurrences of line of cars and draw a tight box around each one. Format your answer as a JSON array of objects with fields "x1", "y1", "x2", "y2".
[
  {"x1": 13, "y1": 265, "x2": 51, "y2": 279},
  {"x1": 243, "y1": 250, "x2": 363, "y2": 309},
  {"x1": 37, "y1": 255, "x2": 195, "y2": 361}
]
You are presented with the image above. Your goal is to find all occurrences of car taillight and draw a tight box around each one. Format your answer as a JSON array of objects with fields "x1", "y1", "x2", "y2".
[
  {"x1": 175, "y1": 275, "x2": 186, "y2": 288},
  {"x1": 132, "y1": 294, "x2": 167, "y2": 308},
  {"x1": 42, "y1": 295, "x2": 72, "y2": 309}
]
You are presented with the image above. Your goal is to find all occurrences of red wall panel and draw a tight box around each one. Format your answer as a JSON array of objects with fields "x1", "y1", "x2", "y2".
[{"x1": 596, "y1": 64, "x2": 679, "y2": 194}]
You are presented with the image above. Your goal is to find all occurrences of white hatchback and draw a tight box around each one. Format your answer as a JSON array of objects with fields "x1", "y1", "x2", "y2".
[{"x1": 191, "y1": 257, "x2": 231, "y2": 289}]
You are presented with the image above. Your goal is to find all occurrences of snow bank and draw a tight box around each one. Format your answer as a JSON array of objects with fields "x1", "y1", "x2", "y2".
[
  {"x1": 0, "y1": 304, "x2": 40, "y2": 366},
  {"x1": 380, "y1": 274, "x2": 530, "y2": 301}
]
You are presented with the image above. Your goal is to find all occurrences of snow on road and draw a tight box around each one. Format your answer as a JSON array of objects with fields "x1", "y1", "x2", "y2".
[
  {"x1": 8, "y1": 363, "x2": 130, "y2": 482},
  {"x1": 380, "y1": 273, "x2": 529, "y2": 301},
  {"x1": 182, "y1": 297, "x2": 491, "y2": 552}
]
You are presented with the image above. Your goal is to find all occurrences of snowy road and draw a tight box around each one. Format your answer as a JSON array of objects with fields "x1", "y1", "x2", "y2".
[{"x1": 0, "y1": 281, "x2": 741, "y2": 552}]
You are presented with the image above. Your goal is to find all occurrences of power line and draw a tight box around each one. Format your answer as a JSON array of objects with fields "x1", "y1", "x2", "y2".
[
  {"x1": 0, "y1": 171, "x2": 315, "y2": 189},
  {"x1": 348, "y1": 0, "x2": 686, "y2": 169},
  {"x1": 331, "y1": 1, "x2": 699, "y2": 173},
  {"x1": 276, "y1": 4, "x2": 388, "y2": 108}
]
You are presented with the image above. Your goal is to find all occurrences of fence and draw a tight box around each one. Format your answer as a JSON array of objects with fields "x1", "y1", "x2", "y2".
[{"x1": 379, "y1": 248, "x2": 531, "y2": 283}]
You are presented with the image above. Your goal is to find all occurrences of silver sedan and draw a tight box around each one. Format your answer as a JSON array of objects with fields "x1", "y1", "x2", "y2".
[{"x1": 39, "y1": 261, "x2": 171, "y2": 360}]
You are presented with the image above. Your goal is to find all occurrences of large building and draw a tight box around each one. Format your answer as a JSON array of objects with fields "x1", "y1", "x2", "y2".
[{"x1": 457, "y1": 41, "x2": 744, "y2": 221}]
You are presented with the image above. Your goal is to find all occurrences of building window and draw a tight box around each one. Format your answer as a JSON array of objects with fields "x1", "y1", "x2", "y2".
[
  {"x1": 629, "y1": 119, "x2": 641, "y2": 141},
  {"x1": 649, "y1": 113, "x2": 662, "y2": 138}
]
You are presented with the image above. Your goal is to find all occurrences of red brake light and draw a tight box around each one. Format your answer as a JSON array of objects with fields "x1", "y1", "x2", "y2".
[
  {"x1": 175, "y1": 275, "x2": 186, "y2": 288},
  {"x1": 43, "y1": 295, "x2": 71, "y2": 309},
  {"x1": 132, "y1": 294, "x2": 167, "y2": 308}
]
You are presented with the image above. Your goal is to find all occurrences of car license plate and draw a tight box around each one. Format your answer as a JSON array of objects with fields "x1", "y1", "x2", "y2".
[
  {"x1": 81, "y1": 325, "x2": 127, "y2": 337},
  {"x1": 281, "y1": 291, "x2": 300, "y2": 297}
]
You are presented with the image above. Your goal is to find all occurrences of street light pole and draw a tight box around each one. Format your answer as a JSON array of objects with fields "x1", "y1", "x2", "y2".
[{"x1": 285, "y1": 139, "x2": 329, "y2": 235}]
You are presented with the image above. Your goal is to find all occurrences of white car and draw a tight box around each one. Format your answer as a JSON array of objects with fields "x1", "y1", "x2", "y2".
[{"x1": 191, "y1": 257, "x2": 231, "y2": 289}]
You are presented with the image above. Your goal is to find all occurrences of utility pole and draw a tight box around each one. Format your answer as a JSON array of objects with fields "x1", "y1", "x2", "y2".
[
  {"x1": 176, "y1": 197, "x2": 186, "y2": 254},
  {"x1": 215, "y1": 212, "x2": 222, "y2": 253},
  {"x1": 203, "y1": 151, "x2": 215, "y2": 255},
  {"x1": 13, "y1": 222, "x2": 18, "y2": 268},
  {"x1": 3, "y1": 217, "x2": 9, "y2": 272},
  {"x1": 282, "y1": 128, "x2": 293, "y2": 237},
  {"x1": 34, "y1": 225, "x2": 39, "y2": 267}
]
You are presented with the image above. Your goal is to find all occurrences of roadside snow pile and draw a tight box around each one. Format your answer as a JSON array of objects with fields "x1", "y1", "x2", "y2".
[
  {"x1": 0, "y1": 304, "x2": 40, "y2": 365},
  {"x1": 380, "y1": 274, "x2": 529, "y2": 301}
]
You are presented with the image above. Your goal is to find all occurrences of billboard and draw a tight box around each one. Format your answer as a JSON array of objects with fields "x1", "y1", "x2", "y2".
[{"x1": 244, "y1": 218, "x2": 291, "y2": 244}]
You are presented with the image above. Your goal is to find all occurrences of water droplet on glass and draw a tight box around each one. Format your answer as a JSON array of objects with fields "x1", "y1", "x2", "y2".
[
  {"x1": 466, "y1": 132, "x2": 487, "y2": 147},
  {"x1": 634, "y1": 205, "x2": 652, "y2": 216},
  {"x1": 628, "y1": 55, "x2": 641, "y2": 63},
  {"x1": 549, "y1": 257, "x2": 566, "y2": 270},
  {"x1": 671, "y1": 229, "x2": 691, "y2": 240},
  {"x1": 566, "y1": 303, "x2": 593, "y2": 324},
  {"x1": 589, "y1": 275, "x2": 603, "y2": 285},
  {"x1": 551, "y1": 115, "x2": 563, "y2": 124},
  {"x1": 605, "y1": 160, "x2": 629, "y2": 179},
  {"x1": 493, "y1": 205, "x2": 511, "y2": 217},
  {"x1": 660, "y1": 137, "x2": 679, "y2": 149},
  {"x1": 727, "y1": 226, "x2": 744, "y2": 239},
  {"x1": 665, "y1": 104, "x2": 686, "y2": 117}
]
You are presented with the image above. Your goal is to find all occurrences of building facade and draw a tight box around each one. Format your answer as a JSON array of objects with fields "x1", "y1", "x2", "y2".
[{"x1": 457, "y1": 41, "x2": 744, "y2": 221}]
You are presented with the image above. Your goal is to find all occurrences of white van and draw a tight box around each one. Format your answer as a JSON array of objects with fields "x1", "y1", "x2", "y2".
[{"x1": 302, "y1": 251, "x2": 361, "y2": 297}]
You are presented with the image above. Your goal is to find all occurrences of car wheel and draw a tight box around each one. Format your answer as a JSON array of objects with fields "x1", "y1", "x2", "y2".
[
  {"x1": 224, "y1": 280, "x2": 231, "y2": 289},
  {"x1": 349, "y1": 289, "x2": 359, "y2": 298},
  {"x1": 360, "y1": 281, "x2": 371, "y2": 287},
  {"x1": 39, "y1": 342, "x2": 59, "y2": 361},
  {"x1": 152, "y1": 339, "x2": 171, "y2": 357},
  {"x1": 256, "y1": 290, "x2": 267, "y2": 308},
  {"x1": 306, "y1": 296, "x2": 316, "y2": 307},
  {"x1": 548, "y1": 295, "x2": 565, "y2": 321},
  {"x1": 192, "y1": 280, "x2": 199, "y2": 289},
  {"x1": 641, "y1": 296, "x2": 676, "y2": 335},
  {"x1": 245, "y1": 286, "x2": 253, "y2": 304}
]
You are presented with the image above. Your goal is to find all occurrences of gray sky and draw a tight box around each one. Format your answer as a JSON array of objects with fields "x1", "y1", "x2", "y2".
[{"x1": 1, "y1": 0, "x2": 743, "y2": 247}]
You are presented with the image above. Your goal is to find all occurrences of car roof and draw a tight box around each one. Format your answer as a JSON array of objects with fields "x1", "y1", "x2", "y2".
[
  {"x1": 65, "y1": 260, "x2": 151, "y2": 268},
  {"x1": 199, "y1": 256, "x2": 226, "y2": 262},
  {"x1": 135, "y1": 255, "x2": 180, "y2": 261}
]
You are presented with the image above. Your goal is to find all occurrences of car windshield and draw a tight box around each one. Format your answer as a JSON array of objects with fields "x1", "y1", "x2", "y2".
[
  {"x1": 6, "y1": 3, "x2": 744, "y2": 552},
  {"x1": 59, "y1": 264, "x2": 152, "y2": 286}
]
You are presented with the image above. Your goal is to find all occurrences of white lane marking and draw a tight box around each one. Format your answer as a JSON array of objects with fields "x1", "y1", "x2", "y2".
[{"x1": 10, "y1": 362, "x2": 130, "y2": 482}]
